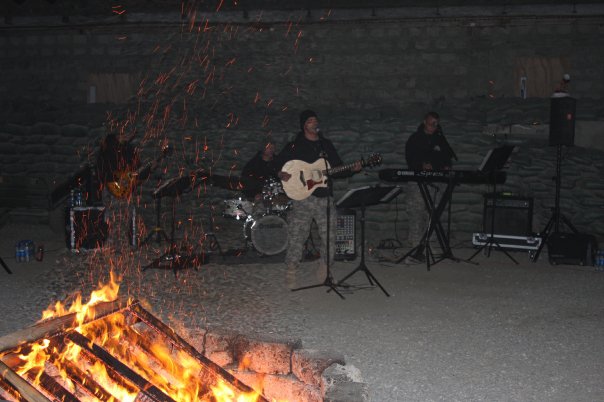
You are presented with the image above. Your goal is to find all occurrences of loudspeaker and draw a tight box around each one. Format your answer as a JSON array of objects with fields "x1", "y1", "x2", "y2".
[
  {"x1": 66, "y1": 206, "x2": 107, "y2": 251},
  {"x1": 335, "y1": 209, "x2": 356, "y2": 261},
  {"x1": 548, "y1": 232, "x2": 597, "y2": 266},
  {"x1": 483, "y1": 193, "x2": 533, "y2": 236},
  {"x1": 549, "y1": 97, "x2": 576, "y2": 146}
]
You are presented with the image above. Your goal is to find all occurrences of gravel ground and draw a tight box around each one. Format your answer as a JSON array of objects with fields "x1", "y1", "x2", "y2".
[{"x1": 1, "y1": 222, "x2": 604, "y2": 401}]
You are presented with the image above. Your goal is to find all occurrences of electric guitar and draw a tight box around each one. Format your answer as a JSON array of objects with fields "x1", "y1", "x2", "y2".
[
  {"x1": 280, "y1": 153, "x2": 382, "y2": 200},
  {"x1": 107, "y1": 145, "x2": 172, "y2": 199}
]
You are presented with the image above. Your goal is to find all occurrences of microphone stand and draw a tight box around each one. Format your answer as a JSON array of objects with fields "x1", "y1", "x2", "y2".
[{"x1": 291, "y1": 151, "x2": 345, "y2": 299}]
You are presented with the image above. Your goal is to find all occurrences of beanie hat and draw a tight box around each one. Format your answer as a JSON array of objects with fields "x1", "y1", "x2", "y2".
[{"x1": 299, "y1": 109, "x2": 318, "y2": 130}]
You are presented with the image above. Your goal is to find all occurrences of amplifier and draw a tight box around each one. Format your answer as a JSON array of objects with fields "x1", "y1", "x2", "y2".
[
  {"x1": 335, "y1": 209, "x2": 356, "y2": 261},
  {"x1": 483, "y1": 193, "x2": 533, "y2": 236},
  {"x1": 472, "y1": 233, "x2": 542, "y2": 251},
  {"x1": 66, "y1": 206, "x2": 107, "y2": 251},
  {"x1": 548, "y1": 232, "x2": 597, "y2": 266}
]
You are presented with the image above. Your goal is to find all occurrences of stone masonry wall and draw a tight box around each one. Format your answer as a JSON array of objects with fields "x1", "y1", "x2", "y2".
[{"x1": 1, "y1": 11, "x2": 603, "y2": 247}]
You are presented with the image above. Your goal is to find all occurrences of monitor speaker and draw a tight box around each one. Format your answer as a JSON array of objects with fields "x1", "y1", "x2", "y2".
[
  {"x1": 548, "y1": 232, "x2": 597, "y2": 266},
  {"x1": 483, "y1": 194, "x2": 533, "y2": 236},
  {"x1": 549, "y1": 97, "x2": 576, "y2": 146}
]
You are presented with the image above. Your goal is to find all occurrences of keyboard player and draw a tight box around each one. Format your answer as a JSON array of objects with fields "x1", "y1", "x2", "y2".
[{"x1": 404, "y1": 111, "x2": 457, "y2": 262}]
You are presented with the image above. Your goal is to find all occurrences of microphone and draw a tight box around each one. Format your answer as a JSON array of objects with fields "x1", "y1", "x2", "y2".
[
  {"x1": 438, "y1": 126, "x2": 458, "y2": 161},
  {"x1": 314, "y1": 126, "x2": 321, "y2": 133}
]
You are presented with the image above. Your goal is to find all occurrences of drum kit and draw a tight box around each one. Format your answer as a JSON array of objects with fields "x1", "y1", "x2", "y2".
[{"x1": 221, "y1": 177, "x2": 292, "y2": 255}]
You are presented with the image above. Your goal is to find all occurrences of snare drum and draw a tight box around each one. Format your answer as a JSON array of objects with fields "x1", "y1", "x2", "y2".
[
  {"x1": 223, "y1": 197, "x2": 254, "y2": 220},
  {"x1": 244, "y1": 214, "x2": 288, "y2": 255}
]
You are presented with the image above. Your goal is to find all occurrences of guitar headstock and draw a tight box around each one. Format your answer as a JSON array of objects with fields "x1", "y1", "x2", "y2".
[{"x1": 362, "y1": 153, "x2": 383, "y2": 168}]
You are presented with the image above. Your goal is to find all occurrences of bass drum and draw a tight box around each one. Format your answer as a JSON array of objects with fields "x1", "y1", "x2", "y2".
[{"x1": 245, "y1": 214, "x2": 288, "y2": 255}]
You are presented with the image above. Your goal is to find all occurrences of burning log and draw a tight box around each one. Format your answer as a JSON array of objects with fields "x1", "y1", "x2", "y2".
[
  {"x1": 0, "y1": 297, "x2": 268, "y2": 402},
  {"x1": 0, "y1": 299, "x2": 129, "y2": 353},
  {"x1": 0, "y1": 360, "x2": 49, "y2": 402}
]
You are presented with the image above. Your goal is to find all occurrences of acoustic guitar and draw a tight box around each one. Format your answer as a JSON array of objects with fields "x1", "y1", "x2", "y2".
[
  {"x1": 280, "y1": 153, "x2": 382, "y2": 200},
  {"x1": 107, "y1": 145, "x2": 172, "y2": 199}
]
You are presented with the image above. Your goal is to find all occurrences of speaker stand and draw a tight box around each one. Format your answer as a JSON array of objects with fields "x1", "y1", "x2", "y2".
[{"x1": 532, "y1": 144, "x2": 578, "y2": 262}]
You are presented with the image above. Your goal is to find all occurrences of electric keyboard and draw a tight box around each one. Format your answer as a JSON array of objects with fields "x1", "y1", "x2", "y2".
[{"x1": 378, "y1": 169, "x2": 506, "y2": 184}]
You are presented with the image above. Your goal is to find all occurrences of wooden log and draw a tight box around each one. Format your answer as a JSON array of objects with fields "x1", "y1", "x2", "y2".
[
  {"x1": 0, "y1": 360, "x2": 51, "y2": 402},
  {"x1": 0, "y1": 298, "x2": 133, "y2": 353}
]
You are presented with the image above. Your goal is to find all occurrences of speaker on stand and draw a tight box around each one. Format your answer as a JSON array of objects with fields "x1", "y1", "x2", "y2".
[{"x1": 532, "y1": 96, "x2": 582, "y2": 263}]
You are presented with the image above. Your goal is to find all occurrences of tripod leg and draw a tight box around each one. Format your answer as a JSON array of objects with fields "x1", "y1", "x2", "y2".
[
  {"x1": 0, "y1": 257, "x2": 12, "y2": 274},
  {"x1": 532, "y1": 214, "x2": 555, "y2": 262}
]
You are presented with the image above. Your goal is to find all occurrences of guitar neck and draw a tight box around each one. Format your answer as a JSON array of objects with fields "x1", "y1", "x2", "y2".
[{"x1": 326, "y1": 160, "x2": 360, "y2": 176}]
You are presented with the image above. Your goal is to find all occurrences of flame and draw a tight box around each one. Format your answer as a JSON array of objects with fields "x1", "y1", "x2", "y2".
[{"x1": 1, "y1": 272, "x2": 265, "y2": 402}]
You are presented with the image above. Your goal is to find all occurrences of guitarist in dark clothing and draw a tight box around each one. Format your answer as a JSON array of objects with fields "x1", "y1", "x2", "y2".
[
  {"x1": 95, "y1": 129, "x2": 145, "y2": 251},
  {"x1": 96, "y1": 132, "x2": 139, "y2": 194},
  {"x1": 277, "y1": 109, "x2": 361, "y2": 287}
]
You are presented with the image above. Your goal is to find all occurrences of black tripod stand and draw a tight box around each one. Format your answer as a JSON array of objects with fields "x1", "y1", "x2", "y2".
[
  {"x1": 291, "y1": 158, "x2": 344, "y2": 298},
  {"x1": 334, "y1": 185, "x2": 401, "y2": 297},
  {"x1": 531, "y1": 144, "x2": 578, "y2": 262},
  {"x1": 143, "y1": 174, "x2": 208, "y2": 277},
  {"x1": 468, "y1": 145, "x2": 518, "y2": 264},
  {"x1": 140, "y1": 196, "x2": 169, "y2": 247},
  {"x1": 1, "y1": 257, "x2": 12, "y2": 274}
]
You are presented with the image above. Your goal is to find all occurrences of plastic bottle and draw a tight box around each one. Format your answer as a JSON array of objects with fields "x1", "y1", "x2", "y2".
[{"x1": 35, "y1": 245, "x2": 44, "y2": 262}]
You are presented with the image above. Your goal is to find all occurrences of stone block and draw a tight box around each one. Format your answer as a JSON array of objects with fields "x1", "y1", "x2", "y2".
[
  {"x1": 291, "y1": 349, "x2": 346, "y2": 387},
  {"x1": 324, "y1": 381, "x2": 370, "y2": 402},
  {"x1": 204, "y1": 328, "x2": 238, "y2": 355},
  {"x1": 321, "y1": 363, "x2": 364, "y2": 395},
  {"x1": 228, "y1": 369, "x2": 265, "y2": 394},
  {"x1": 206, "y1": 350, "x2": 233, "y2": 367},
  {"x1": 233, "y1": 334, "x2": 302, "y2": 375},
  {"x1": 263, "y1": 374, "x2": 322, "y2": 402}
]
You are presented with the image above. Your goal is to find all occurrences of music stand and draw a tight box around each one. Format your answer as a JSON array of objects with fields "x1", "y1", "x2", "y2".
[
  {"x1": 143, "y1": 172, "x2": 211, "y2": 277},
  {"x1": 468, "y1": 145, "x2": 518, "y2": 264},
  {"x1": 334, "y1": 185, "x2": 401, "y2": 296},
  {"x1": 140, "y1": 196, "x2": 170, "y2": 247},
  {"x1": 1, "y1": 257, "x2": 12, "y2": 274}
]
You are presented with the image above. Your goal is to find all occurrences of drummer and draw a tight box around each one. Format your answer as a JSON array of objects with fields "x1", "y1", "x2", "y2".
[{"x1": 240, "y1": 141, "x2": 280, "y2": 201}]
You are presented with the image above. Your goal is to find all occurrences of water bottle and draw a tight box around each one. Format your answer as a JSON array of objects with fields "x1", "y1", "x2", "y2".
[
  {"x1": 68, "y1": 189, "x2": 75, "y2": 208},
  {"x1": 26, "y1": 241, "x2": 34, "y2": 262}
]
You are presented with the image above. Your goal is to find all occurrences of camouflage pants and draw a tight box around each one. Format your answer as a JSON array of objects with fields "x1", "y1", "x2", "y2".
[{"x1": 285, "y1": 196, "x2": 336, "y2": 269}]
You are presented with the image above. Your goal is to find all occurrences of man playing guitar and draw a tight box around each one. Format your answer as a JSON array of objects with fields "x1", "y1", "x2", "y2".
[
  {"x1": 277, "y1": 109, "x2": 362, "y2": 287},
  {"x1": 96, "y1": 127, "x2": 160, "y2": 250}
]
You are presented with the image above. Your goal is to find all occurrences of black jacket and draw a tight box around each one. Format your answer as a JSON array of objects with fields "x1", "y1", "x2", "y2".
[
  {"x1": 240, "y1": 151, "x2": 280, "y2": 197},
  {"x1": 405, "y1": 124, "x2": 454, "y2": 171},
  {"x1": 277, "y1": 132, "x2": 347, "y2": 198}
]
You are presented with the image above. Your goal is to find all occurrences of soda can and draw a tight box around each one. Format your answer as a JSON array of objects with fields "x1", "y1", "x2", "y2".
[{"x1": 36, "y1": 245, "x2": 44, "y2": 262}]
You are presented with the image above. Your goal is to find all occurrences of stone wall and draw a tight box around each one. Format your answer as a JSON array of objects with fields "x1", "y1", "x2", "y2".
[
  {"x1": 1, "y1": 10, "x2": 603, "y2": 246},
  {"x1": 183, "y1": 326, "x2": 369, "y2": 402}
]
